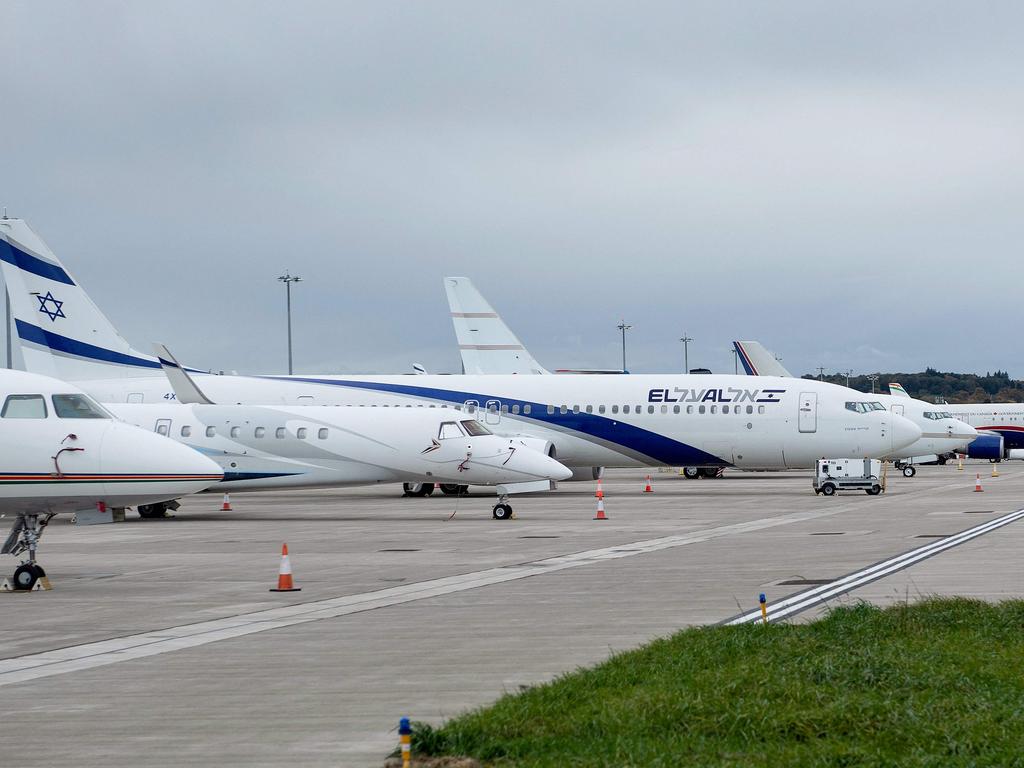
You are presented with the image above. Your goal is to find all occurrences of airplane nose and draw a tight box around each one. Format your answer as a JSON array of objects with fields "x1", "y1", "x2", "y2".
[
  {"x1": 891, "y1": 414, "x2": 923, "y2": 452},
  {"x1": 103, "y1": 421, "x2": 223, "y2": 496},
  {"x1": 513, "y1": 446, "x2": 573, "y2": 481},
  {"x1": 955, "y1": 421, "x2": 979, "y2": 440}
]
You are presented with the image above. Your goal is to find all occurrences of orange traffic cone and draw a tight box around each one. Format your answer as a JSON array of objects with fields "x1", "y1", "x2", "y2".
[
  {"x1": 974, "y1": 473, "x2": 984, "y2": 493},
  {"x1": 643, "y1": 475, "x2": 653, "y2": 493},
  {"x1": 595, "y1": 479, "x2": 604, "y2": 499},
  {"x1": 221, "y1": 493, "x2": 232, "y2": 511},
  {"x1": 594, "y1": 498, "x2": 607, "y2": 520},
  {"x1": 269, "y1": 543, "x2": 301, "y2": 592}
]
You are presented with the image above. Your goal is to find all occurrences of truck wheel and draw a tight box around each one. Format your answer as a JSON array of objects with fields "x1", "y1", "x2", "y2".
[{"x1": 821, "y1": 483, "x2": 836, "y2": 497}]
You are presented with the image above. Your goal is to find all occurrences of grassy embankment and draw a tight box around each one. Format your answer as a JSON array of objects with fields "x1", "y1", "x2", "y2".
[{"x1": 408, "y1": 599, "x2": 1024, "y2": 767}]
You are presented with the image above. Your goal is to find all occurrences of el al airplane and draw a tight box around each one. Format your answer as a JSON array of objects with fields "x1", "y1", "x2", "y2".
[
  {"x1": 733, "y1": 341, "x2": 982, "y2": 474},
  {"x1": 0, "y1": 219, "x2": 923, "y2": 478},
  {"x1": 107, "y1": 345, "x2": 572, "y2": 519},
  {"x1": 888, "y1": 382, "x2": 1024, "y2": 461},
  {"x1": 0, "y1": 369, "x2": 222, "y2": 590}
]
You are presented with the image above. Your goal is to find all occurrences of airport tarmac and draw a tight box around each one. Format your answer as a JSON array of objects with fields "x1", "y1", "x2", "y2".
[{"x1": 1, "y1": 463, "x2": 1022, "y2": 767}]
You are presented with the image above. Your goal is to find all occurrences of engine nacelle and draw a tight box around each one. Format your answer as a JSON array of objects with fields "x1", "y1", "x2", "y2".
[
  {"x1": 965, "y1": 434, "x2": 1004, "y2": 460},
  {"x1": 507, "y1": 436, "x2": 556, "y2": 458},
  {"x1": 565, "y1": 466, "x2": 604, "y2": 482}
]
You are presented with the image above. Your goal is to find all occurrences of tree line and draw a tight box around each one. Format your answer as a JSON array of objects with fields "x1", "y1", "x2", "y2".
[{"x1": 800, "y1": 368, "x2": 1024, "y2": 403}]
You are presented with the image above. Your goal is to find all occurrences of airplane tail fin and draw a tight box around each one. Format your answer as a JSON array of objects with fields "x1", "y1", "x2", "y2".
[
  {"x1": 733, "y1": 341, "x2": 793, "y2": 377},
  {"x1": 444, "y1": 276, "x2": 549, "y2": 375},
  {"x1": 888, "y1": 382, "x2": 911, "y2": 398},
  {"x1": 0, "y1": 218, "x2": 160, "y2": 381}
]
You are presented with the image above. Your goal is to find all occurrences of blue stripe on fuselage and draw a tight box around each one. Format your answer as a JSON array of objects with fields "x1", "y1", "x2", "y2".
[
  {"x1": 0, "y1": 238, "x2": 75, "y2": 285},
  {"x1": 263, "y1": 376, "x2": 727, "y2": 466}
]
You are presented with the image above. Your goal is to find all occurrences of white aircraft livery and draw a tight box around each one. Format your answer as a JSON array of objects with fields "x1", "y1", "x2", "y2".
[
  {"x1": 0, "y1": 369, "x2": 223, "y2": 589},
  {"x1": 0, "y1": 219, "x2": 923, "y2": 472},
  {"x1": 731, "y1": 340, "x2": 979, "y2": 470}
]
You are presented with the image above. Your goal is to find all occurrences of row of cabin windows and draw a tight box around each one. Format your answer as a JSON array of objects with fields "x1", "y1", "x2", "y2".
[
  {"x1": 167, "y1": 424, "x2": 330, "y2": 440},
  {"x1": 542, "y1": 403, "x2": 766, "y2": 416}
]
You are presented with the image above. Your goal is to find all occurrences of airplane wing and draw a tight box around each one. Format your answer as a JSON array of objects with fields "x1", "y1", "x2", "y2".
[{"x1": 153, "y1": 344, "x2": 214, "y2": 404}]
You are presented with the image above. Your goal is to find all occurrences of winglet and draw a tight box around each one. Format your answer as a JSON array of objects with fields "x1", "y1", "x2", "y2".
[{"x1": 153, "y1": 344, "x2": 214, "y2": 404}]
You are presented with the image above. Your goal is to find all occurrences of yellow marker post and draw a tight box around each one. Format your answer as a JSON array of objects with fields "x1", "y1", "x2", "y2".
[
  {"x1": 399, "y1": 717, "x2": 412, "y2": 768},
  {"x1": 992, "y1": 464, "x2": 1000, "y2": 478},
  {"x1": 759, "y1": 593, "x2": 768, "y2": 625},
  {"x1": 958, "y1": 455, "x2": 964, "y2": 471}
]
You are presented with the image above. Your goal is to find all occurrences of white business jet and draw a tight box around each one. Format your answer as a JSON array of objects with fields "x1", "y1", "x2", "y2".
[{"x1": 0, "y1": 369, "x2": 222, "y2": 589}]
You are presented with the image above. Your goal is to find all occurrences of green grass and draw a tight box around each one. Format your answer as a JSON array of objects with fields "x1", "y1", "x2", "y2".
[{"x1": 409, "y1": 599, "x2": 1024, "y2": 767}]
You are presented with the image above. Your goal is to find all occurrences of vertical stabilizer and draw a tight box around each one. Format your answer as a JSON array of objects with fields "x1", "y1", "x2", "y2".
[
  {"x1": 444, "y1": 277, "x2": 549, "y2": 374},
  {"x1": 888, "y1": 383, "x2": 912, "y2": 398},
  {"x1": 733, "y1": 341, "x2": 793, "y2": 377},
  {"x1": 0, "y1": 218, "x2": 160, "y2": 380}
]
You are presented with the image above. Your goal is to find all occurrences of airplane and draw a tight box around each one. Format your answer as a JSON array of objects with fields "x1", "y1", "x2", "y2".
[
  {"x1": 0, "y1": 219, "x2": 923, "y2": 481},
  {"x1": 732, "y1": 341, "x2": 983, "y2": 474},
  {"x1": 0, "y1": 368, "x2": 223, "y2": 590},
  {"x1": 888, "y1": 383, "x2": 1024, "y2": 461},
  {"x1": 106, "y1": 345, "x2": 572, "y2": 520}
]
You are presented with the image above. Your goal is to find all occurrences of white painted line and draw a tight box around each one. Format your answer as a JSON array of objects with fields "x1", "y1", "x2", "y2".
[
  {"x1": 0, "y1": 504, "x2": 853, "y2": 687},
  {"x1": 727, "y1": 507, "x2": 1024, "y2": 625}
]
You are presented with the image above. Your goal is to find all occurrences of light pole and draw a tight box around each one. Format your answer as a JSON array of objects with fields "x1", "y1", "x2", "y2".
[
  {"x1": 844, "y1": 369, "x2": 853, "y2": 388},
  {"x1": 616, "y1": 320, "x2": 631, "y2": 372},
  {"x1": 679, "y1": 333, "x2": 693, "y2": 373},
  {"x1": 816, "y1": 366, "x2": 826, "y2": 381},
  {"x1": 867, "y1": 374, "x2": 879, "y2": 394},
  {"x1": 277, "y1": 272, "x2": 302, "y2": 374}
]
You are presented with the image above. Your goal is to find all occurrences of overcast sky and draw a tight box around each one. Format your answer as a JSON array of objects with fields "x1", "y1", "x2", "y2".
[{"x1": 3, "y1": 2, "x2": 1022, "y2": 378}]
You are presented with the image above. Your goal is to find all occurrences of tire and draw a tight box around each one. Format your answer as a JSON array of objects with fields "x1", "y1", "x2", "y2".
[
  {"x1": 402, "y1": 483, "x2": 434, "y2": 497},
  {"x1": 867, "y1": 485, "x2": 882, "y2": 495},
  {"x1": 821, "y1": 483, "x2": 836, "y2": 497},
  {"x1": 439, "y1": 484, "x2": 468, "y2": 496},
  {"x1": 138, "y1": 503, "x2": 164, "y2": 519},
  {"x1": 937, "y1": 456, "x2": 948, "y2": 465},
  {"x1": 683, "y1": 467, "x2": 701, "y2": 479},
  {"x1": 13, "y1": 563, "x2": 42, "y2": 591},
  {"x1": 492, "y1": 503, "x2": 513, "y2": 520},
  {"x1": 902, "y1": 466, "x2": 916, "y2": 478}
]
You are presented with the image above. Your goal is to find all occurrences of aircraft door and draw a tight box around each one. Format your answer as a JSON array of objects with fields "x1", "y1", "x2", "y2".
[
  {"x1": 798, "y1": 392, "x2": 817, "y2": 433},
  {"x1": 127, "y1": 392, "x2": 144, "y2": 404},
  {"x1": 891, "y1": 404, "x2": 904, "y2": 416},
  {"x1": 154, "y1": 418, "x2": 172, "y2": 436},
  {"x1": 484, "y1": 399, "x2": 502, "y2": 425}
]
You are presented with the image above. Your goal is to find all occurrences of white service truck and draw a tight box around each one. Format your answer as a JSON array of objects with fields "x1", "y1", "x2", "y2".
[{"x1": 813, "y1": 458, "x2": 884, "y2": 496}]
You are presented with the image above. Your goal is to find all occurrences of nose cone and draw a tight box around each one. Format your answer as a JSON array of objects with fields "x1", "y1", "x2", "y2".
[
  {"x1": 102, "y1": 421, "x2": 224, "y2": 504},
  {"x1": 891, "y1": 414, "x2": 923, "y2": 452},
  {"x1": 513, "y1": 448, "x2": 573, "y2": 481},
  {"x1": 952, "y1": 420, "x2": 978, "y2": 441}
]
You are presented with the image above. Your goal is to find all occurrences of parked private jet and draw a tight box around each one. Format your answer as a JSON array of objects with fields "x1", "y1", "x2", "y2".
[{"x1": 0, "y1": 369, "x2": 222, "y2": 589}]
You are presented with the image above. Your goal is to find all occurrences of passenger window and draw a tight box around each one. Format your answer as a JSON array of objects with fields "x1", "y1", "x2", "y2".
[
  {"x1": 661, "y1": 405, "x2": 668, "y2": 414},
  {"x1": 276, "y1": 427, "x2": 287, "y2": 438},
  {"x1": 547, "y1": 405, "x2": 554, "y2": 415},
  {"x1": 648, "y1": 405, "x2": 656, "y2": 414},
  {"x1": 511, "y1": 404, "x2": 520, "y2": 415},
  {"x1": 687, "y1": 405, "x2": 693, "y2": 414},
  {"x1": 758, "y1": 406, "x2": 765, "y2": 414},
  {"x1": 524, "y1": 405, "x2": 532, "y2": 415},
  {"x1": 2, "y1": 394, "x2": 47, "y2": 419},
  {"x1": 500, "y1": 405, "x2": 508, "y2": 415},
  {"x1": 623, "y1": 405, "x2": 630, "y2": 414},
  {"x1": 746, "y1": 405, "x2": 753, "y2": 414},
  {"x1": 559, "y1": 405, "x2": 567, "y2": 415},
  {"x1": 611, "y1": 405, "x2": 619, "y2": 414},
  {"x1": 673, "y1": 405, "x2": 680, "y2": 414},
  {"x1": 297, "y1": 427, "x2": 308, "y2": 439},
  {"x1": 206, "y1": 426, "x2": 216, "y2": 438},
  {"x1": 598, "y1": 405, "x2": 606, "y2": 414},
  {"x1": 699, "y1": 405, "x2": 706, "y2": 414},
  {"x1": 255, "y1": 427, "x2": 265, "y2": 438},
  {"x1": 230, "y1": 426, "x2": 241, "y2": 438},
  {"x1": 439, "y1": 422, "x2": 463, "y2": 440},
  {"x1": 711, "y1": 405, "x2": 717, "y2": 414},
  {"x1": 585, "y1": 405, "x2": 593, "y2": 414},
  {"x1": 723, "y1": 405, "x2": 729, "y2": 414},
  {"x1": 572, "y1": 405, "x2": 580, "y2": 414},
  {"x1": 181, "y1": 425, "x2": 191, "y2": 437},
  {"x1": 318, "y1": 428, "x2": 329, "y2": 439}
]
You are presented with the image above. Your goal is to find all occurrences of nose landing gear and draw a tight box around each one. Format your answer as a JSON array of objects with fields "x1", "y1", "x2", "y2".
[
  {"x1": 2, "y1": 513, "x2": 55, "y2": 591},
  {"x1": 492, "y1": 492, "x2": 514, "y2": 520}
]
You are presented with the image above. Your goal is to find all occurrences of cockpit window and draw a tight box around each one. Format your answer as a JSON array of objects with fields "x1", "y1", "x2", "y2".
[
  {"x1": 2, "y1": 394, "x2": 47, "y2": 419},
  {"x1": 52, "y1": 394, "x2": 111, "y2": 419},
  {"x1": 869, "y1": 402, "x2": 886, "y2": 411},
  {"x1": 923, "y1": 411, "x2": 955, "y2": 421},
  {"x1": 438, "y1": 421, "x2": 464, "y2": 440},
  {"x1": 845, "y1": 402, "x2": 866, "y2": 414},
  {"x1": 460, "y1": 420, "x2": 492, "y2": 437},
  {"x1": 846, "y1": 401, "x2": 886, "y2": 414}
]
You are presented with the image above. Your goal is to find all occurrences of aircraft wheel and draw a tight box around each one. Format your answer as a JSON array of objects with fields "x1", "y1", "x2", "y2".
[
  {"x1": 867, "y1": 485, "x2": 882, "y2": 495},
  {"x1": 937, "y1": 456, "x2": 948, "y2": 465},
  {"x1": 138, "y1": 503, "x2": 163, "y2": 519},
  {"x1": 402, "y1": 483, "x2": 434, "y2": 497},
  {"x1": 492, "y1": 503, "x2": 513, "y2": 520},
  {"x1": 820, "y1": 483, "x2": 836, "y2": 497},
  {"x1": 902, "y1": 466, "x2": 916, "y2": 478},
  {"x1": 439, "y1": 484, "x2": 468, "y2": 496},
  {"x1": 682, "y1": 467, "x2": 701, "y2": 479},
  {"x1": 13, "y1": 563, "x2": 43, "y2": 591}
]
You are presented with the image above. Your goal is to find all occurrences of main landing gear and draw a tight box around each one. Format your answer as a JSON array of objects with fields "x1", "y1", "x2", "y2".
[
  {"x1": 2, "y1": 513, "x2": 55, "y2": 591},
  {"x1": 137, "y1": 499, "x2": 181, "y2": 519},
  {"x1": 402, "y1": 482, "x2": 434, "y2": 497},
  {"x1": 893, "y1": 461, "x2": 917, "y2": 478}
]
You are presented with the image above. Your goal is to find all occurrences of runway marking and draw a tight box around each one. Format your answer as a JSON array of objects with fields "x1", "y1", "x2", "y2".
[
  {"x1": 726, "y1": 507, "x2": 1024, "y2": 625},
  {"x1": 0, "y1": 504, "x2": 857, "y2": 687}
]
